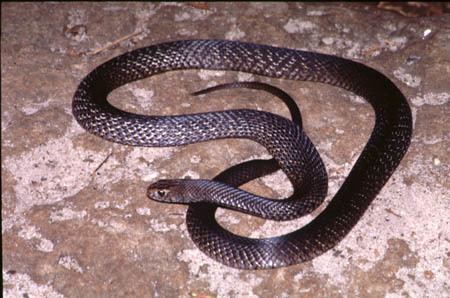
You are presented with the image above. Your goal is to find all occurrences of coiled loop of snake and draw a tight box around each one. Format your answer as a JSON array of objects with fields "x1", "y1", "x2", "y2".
[{"x1": 72, "y1": 40, "x2": 412, "y2": 269}]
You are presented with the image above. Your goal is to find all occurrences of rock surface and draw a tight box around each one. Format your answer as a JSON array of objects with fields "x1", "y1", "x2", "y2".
[{"x1": 2, "y1": 2, "x2": 449, "y2": 297}]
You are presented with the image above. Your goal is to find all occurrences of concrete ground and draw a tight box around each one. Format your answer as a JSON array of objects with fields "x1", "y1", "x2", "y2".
[{"x1": 2, "y1": 2, "x2": 449, "y2": 297}]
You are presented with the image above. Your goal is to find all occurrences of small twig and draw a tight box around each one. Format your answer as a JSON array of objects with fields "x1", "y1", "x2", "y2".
[
  {"x1": 89, "y1": 31, "x2": 142, "y2": 56},
  {"x1": 168, "y1": 212, "x2": 185, "y2": 217},
  {"x1": 92, "y1": 151, "x2": 113, "y2": 175},
  {"x1": 187, "y1": 2, "x2": 210, "y2": 10},
  {"x1": 385, "y1": 208, "x2": 401, "y2": 218}
]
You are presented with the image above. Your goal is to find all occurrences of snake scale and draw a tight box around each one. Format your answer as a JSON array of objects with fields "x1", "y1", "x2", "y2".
[{"x1": 72, "y1": 39, "x2": 412, "y2": 269}]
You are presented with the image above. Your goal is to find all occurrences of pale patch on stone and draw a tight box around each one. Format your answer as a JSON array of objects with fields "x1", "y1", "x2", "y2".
[
  {"x1": 136, "y1": 207, "x2": 151, "y2": 216},
  {"x1": 345, "y1": 43, "x2": 363, "y2": 59},
  {"x1": 317, "y1": 139, "x2": 333, "y2": 152},
  {"x1": 127, "y1": 86, "x2": 154, "y2": 109},
  {"x1": 18, "y1": 225, "x2": 40, "y2": 240},
  {"x1": 216, "y1": 208, "x2": 241, "y2": 225},
  {"x1": 21, "y1": 97, "x2": 52, "y2": 115},
  {"x1": 174, "y1": 8, "x2": 212, "y2": 22},
  {"x1": 149, "y1": 219, "x2": 178, "y2": 233},
  {"x1": 5, "y1": 142, "x2": 100, "y2": 211},
  {"x1": 307, "y1": 10, "x2": 326, "y2": 16},
  {"x1": 142, "y1": 169, "x2": 160, "y2": 182},
  {"x1": 133, "y1": 6, "x2": 157, "y2": 40},
  {"x1": 177, "y1": 249, "x2": 263, "y2": 298},
  {"x1": 347, "y1": 94, "x2": 366, "y2": 104},
  {"x1": 68, "y1": 9, "x2": 87, "y2": 27},
  {"x1": 260, "y1": 170, "x2": 293, "y2": 198},
  {"x1": 94, "y1": 201, "x2": 110, "y2": 209},
  {"x1": 58, "y1": 255, "x2": 84, "y2": 273},
  {"x1": 21, "y1": 106, "x2": 40, "y2": 115},
  {"x1": 114, "y1": 199, "x2": 130, "y2": 210},
  {"x1": 4, "y1": 121, "x2": 105, "y2": 217},
  {"x1": 18, "y1": 225, "x2": 54, "y2": 253},
  {"x1": 422, "y1": 137, "x2": 443, "y2": 145},
  {"x1": 311, "y1": 253, "x2": 350, "y2": 285},
  {"x1": 190, "y1": 155, "x2": 202, "y2": 164},
  {"x1": 174, "y1": 12, "x2": 193, "y2": 22},
  {"x1": 159, "y1": 2, "x2": 182, "y2": 7},
  {"x1": 182, "y1": 170, "x2": 200, "y2": 179},
  {"x1": 37, "y1": 238, "x2": 54, "y2": 253},
  {"x1": 197, "y1": 70, "x2": 226, "y2": 80},
  {"x1": 393, "y1": 67, "x2": 421, "y2": 88},
  {"x1": 378, "y1": 35, "x2": 408, "y2": 52},
  {"x1": 106, "y1": 219, "x2": 127, "y2": 233},
  {"x1": 237, "y1": 72, "x2": 254, "y2": 81},
  {"x1": 250, "y1": 215, "x2": 314, "y2": 238},
  {"x1": 176, "y1": 28, "x2": 198, "y2": 36},
  {"x1": 433, "y1": 157, "x2": 441, "y2": 166},
  {"x1": 411, "y1": 92, "x2": 449, "y2": 106},
  {"x1": 283, "y1": 19, "x2": 317, "y2": 34},
  {"x1": 322, "y1": 37, "x2": 334, "y2": 45},
  {"x1": 244, "y1": 153, "x2": 272, "y2": 162},
  {"x1": 3, "y1": 271, "x2": 64, "y2": 298},
  {"x1": 225, "y1": 24, "x2": 246, "y2": 40},
  {"x1": 411, "y1": 106, "x2": 418, "y2": 129},
  {"x1": 205, "y1": 81, "x2": 219, "y2": 89},
  {"x1": 316, "y1": 34, "x2": 359, "y2": 56},
  {"x1": 1, "y1": 111, "x2": 11, "y2": 133},
  {"x1": 91, "y1": 218, "x2": 107, "y2": 228},
  {"x1": 49, "y1": 207, "x2": 87, "y2": 223},
  {"x1": 127, "y1": 147, "x2": 175, "y2": 170},
  {"x1": 249, "y1": 2, "x2": 289, "y2": 14},
  {"x1": 102, "y1": 5, "x2": 126, "y2": 12},
  {"x1": 382, "y1": 22, "x2": 398, "y2": 32}
]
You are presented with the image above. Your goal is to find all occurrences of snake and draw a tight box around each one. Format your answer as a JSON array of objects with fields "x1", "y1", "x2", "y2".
[{"x1": 72, "y1": 39, "x2": 412, "y2": 269}]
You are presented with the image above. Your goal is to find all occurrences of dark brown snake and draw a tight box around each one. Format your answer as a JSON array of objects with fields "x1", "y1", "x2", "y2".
[{"x1": 72, "y1": 39, "x2": 412, "y2": 269}]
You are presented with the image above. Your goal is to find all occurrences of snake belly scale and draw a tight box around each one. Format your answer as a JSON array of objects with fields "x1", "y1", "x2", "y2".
[{"x1": 72, "y1": 39, "x2": 412, "y2": 269}]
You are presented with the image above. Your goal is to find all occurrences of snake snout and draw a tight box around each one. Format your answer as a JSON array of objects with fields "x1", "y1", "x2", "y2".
[{"x1": 146, "y1": 179, "x2": 188, "y2": 204}]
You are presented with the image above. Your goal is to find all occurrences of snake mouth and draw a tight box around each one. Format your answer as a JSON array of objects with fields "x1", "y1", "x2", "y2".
[
  {"x1": 146, "y1": 180, "x2": 174, "y2": 202},
  {"x1": 146, "y1": 186, "x2": 169, "y2": 202}
]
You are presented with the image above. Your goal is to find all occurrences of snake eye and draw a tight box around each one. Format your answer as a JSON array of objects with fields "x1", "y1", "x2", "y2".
[{"x1": 157, "y1": 190, "x2": 166, "y2": 197}]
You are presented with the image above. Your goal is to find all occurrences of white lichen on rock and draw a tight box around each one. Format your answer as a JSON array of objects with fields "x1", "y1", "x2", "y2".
[{"x1": 283, "y1": 19, "x2": 317, "y2": 34}]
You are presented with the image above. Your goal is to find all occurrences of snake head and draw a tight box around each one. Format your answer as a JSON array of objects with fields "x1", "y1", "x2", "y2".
[{"x1": 147, "y1": 179, "x2": 200, "y2": 204}]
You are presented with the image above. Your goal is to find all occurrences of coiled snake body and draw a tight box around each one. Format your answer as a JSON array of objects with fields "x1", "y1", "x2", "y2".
[{"x1": 72, "y1": 39, "x2": 412, "y2": 269}]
